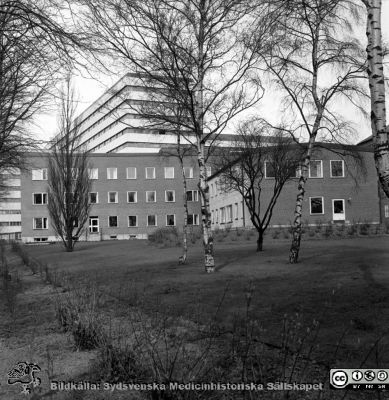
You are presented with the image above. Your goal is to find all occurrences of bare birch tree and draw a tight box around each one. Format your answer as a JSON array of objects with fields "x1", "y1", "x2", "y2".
[
  {"x1": 216, "y1": 118, "x2": 302, "y2": 252},
  {"x1": 250, "y1": 0, "x2": 368, "y2": 263},
  {"x1": 47, "y1": 80, "x2": 91, "y2": 252},
  {"x1": 161, "y1": 138, "x2": 195, "y2": 264},
  {"x1": 361, "y1": 0, "x2": 389, "y2": 198},
  {"x1": 83, "y1": 0, "x2": 265, "y2": 272}
]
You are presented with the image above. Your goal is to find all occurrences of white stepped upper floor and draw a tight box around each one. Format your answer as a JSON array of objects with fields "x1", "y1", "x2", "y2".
[{"x1": 62, "y1": 73, "x2": 237, "y2": 154}]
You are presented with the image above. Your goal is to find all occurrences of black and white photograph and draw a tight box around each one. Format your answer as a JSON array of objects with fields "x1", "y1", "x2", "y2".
[{"x1": 1, "y1": 0, "x2": 389, "y2": 399}]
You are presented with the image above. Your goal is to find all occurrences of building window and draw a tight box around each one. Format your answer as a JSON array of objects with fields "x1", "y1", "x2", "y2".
[
  {"x1": 126, "y1": 167, "x2": 137, "y2": 179},
  {"x1": 65, "y1": 192, "x2": 75, "y2": 204},
  {"x1": 264, "y1": 161, "x2": 275, "y2": 178},
  {"x1": 187, "y1": 214, "x2": 199, "y2": 225},
  {"x1": 107, "y1": 167, "x2": 117, "y2": 179},
  {"x1": 89, "y1": 192, "x2": 98, "y2": 204},
  {"x1": 330, "y1": 160, "x2": 345, "y2": 178},
  {"x1": 186, "y1": 190, "x2": 199, "y2": 202},
  {"x1": 165, "y1": 190, "x2": 175, "y2": 202},
  {"x1": 220, "y1": 207, "x2": 226, "y2": 224},
  {"x1": 89, "y1": 216, "x2": 99, "y2": 233},
  {"x1": 33, "y1": 217, "x2": 48, "y2": 230},
  {"x1": 128, "y1": 215, "x2": 138, "y2": 227},
  {"x1": 147, "y1": 215, "x2": 157, "y2": 226},
  {"x1": 108, "y1": 216, "x2": 118, "y2": 227},
  {"x1": 0, "y1": 210, "x2": 21, "y2": 214},
  {"x1": 127, "y1": 191, "x2": 137, "y2": 203},
  {"x1": 226, "y1": 205, "x2": 233, "y2": 222},
  {"x1": 166, "y1": 214, "x2": 176, "y2": 226},
  {"x1": 146, "y1": 191, "x2": 156, "y2": 202},
  {"x1": 10, "y1": 221, "x2": 21, "y2": 226},
  {"x1": 234, "y1": 203, "x2": 239, "y2": 220},
  {"x1": 184, "y1": 167, "x2": 193, "y2": 179},
  {"x1": 310, "y1": 197, "x2": 324, "y2": 214},
  {"x1": 33, "y1": 237, "x2": 48, "y2": 242},
  {"x1": 108, "y1": 191, "x2": 118, "y2": 203},
  {"x1": 309, "y1": 160, "x2": 323, "y2": 178},
  {"x1": 164, "y1": 167, "x2": 174, "y2": 179},
  {"x1": 145, "y1": 167, "x2": 156, "y2": 179},
  {"x1": 385, "y1": 205, "x2": 389, "y2": 218},
  {"x1": 33, "y1": 193, "x2": 48, "y2": 205},
  {"x1": 88, "y1": 168, "x2": 98, "y2": 180},
  {"x1": 215, "y1": 209, "x2": 219, "y2": 224},
  {"x1": 32, "y1": 169, "x2": 48, "y2": 180}
]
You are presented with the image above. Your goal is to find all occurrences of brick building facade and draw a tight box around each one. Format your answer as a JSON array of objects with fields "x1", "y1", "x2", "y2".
[
  {"x1": 208, "y1": 144, "x2": 386, "y2": 229},
  {"x1": 21, "y1": 152, "x2": 202, "y2": 243},
  {"x1": 20, "y1": 143, "x2": 389, "y2": 243}
]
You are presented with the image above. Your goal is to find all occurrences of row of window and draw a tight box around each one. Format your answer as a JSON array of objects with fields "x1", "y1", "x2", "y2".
[
  {"x1": 32, "y1": 190, "x2": 199, "y2": 205},
  {"x1": 0, "y1": 221, "x2": 21, "y2": 226},
  {"x1": 264, "y1": 160, "x2": 345, "y2": 179},
  {"x1": 0, "y1": 210, "x2": 22, "y2": 214},
  {"x1": 32, "y1": 214, "x2": 200, "y2": 231},
  {"x1": 308, "y1": 197, "x2": 346, "y2": 215},
  {"x1": 31, "y1": 166, "x2": 211, "y2": 181},
  {"x1": 212, "y1": 203, "x2": 241, "y2": 224},
  {"x1": 209, "y1": 160, "x2": 345, "y2": 197}
]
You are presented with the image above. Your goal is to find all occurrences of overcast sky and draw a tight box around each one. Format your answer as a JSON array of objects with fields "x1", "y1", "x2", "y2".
[{"x1": 33, "y1": 4, "x2": 389, "y2": 145}]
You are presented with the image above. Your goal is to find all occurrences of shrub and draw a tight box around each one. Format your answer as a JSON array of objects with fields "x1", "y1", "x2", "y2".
[
  {"x1": 72, "y1": 313, "x2": 106, "y2": 350},
  {"x1": 323, "y1": 223, "x2": 333, "y2": 238},
  {"x1": 1, "y1": 248, "x2": 22, "y2": 316},
  {"x1": 347, "y1": 224, "x2": 357, "y2": 236},
  {"x1": 359, "y1": 222, "x2": 370, "y2": 236},
  {"x1": 244, "y1": 229, "x2": 254, "y2": 240},
  {"x1": 55, "y1": 284, "x2": 106, "y2": 350},
  {"x1": 314, "y1": 219, "x2": 323, "y2": 234},
  {"x1": 335, "y1": 223, "x2": 345, "y2": 237},
  {"x1": 148, "y1": 227, "x2": 180, "y2": 247},
  {"x1": 272, "y1": 228, "x2": 281, "y2": 239},
  {"x1": 374, "y1": 224, "x2": 382, "y2": 235},
  {"x1": 95, "y1": 339, "x2": 147, "y2": 382}
]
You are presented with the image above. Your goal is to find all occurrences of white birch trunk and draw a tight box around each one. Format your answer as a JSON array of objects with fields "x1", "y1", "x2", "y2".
[
  {"x1": 289, "y1": 137, "x2": 315, "y2": 263},
  {"x1": 195, "y1": 0, "x2": 215, "y2": 273},
  {"x1": 178, "y1": 137, "x2": 188, "y2": 264},
  {"x1": 364, "y1": 0, "x2": 389, "y2": 198},
  {"x1": 197, "y1": 139, "x2": 214, "y2": 272}
]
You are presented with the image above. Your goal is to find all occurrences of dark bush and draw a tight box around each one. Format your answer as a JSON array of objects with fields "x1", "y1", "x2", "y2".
[{"x1": 148, "y1": 227, "x2": 179, "y2": 245}]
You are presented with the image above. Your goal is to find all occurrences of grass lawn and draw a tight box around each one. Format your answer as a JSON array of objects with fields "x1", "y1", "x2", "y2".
[{"x1": 2, "y1": 235, "x2": 389, "y2": 399}]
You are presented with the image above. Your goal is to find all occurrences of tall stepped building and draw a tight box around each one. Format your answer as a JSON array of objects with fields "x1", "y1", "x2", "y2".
[{"x1": 63, "y1": 73, "x2": 235, "y2": 154}]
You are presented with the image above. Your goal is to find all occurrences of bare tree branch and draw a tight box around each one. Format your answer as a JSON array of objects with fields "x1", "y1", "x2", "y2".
[{"x1": 47, "y1": 77, "x2": 92, "y2": 252}]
